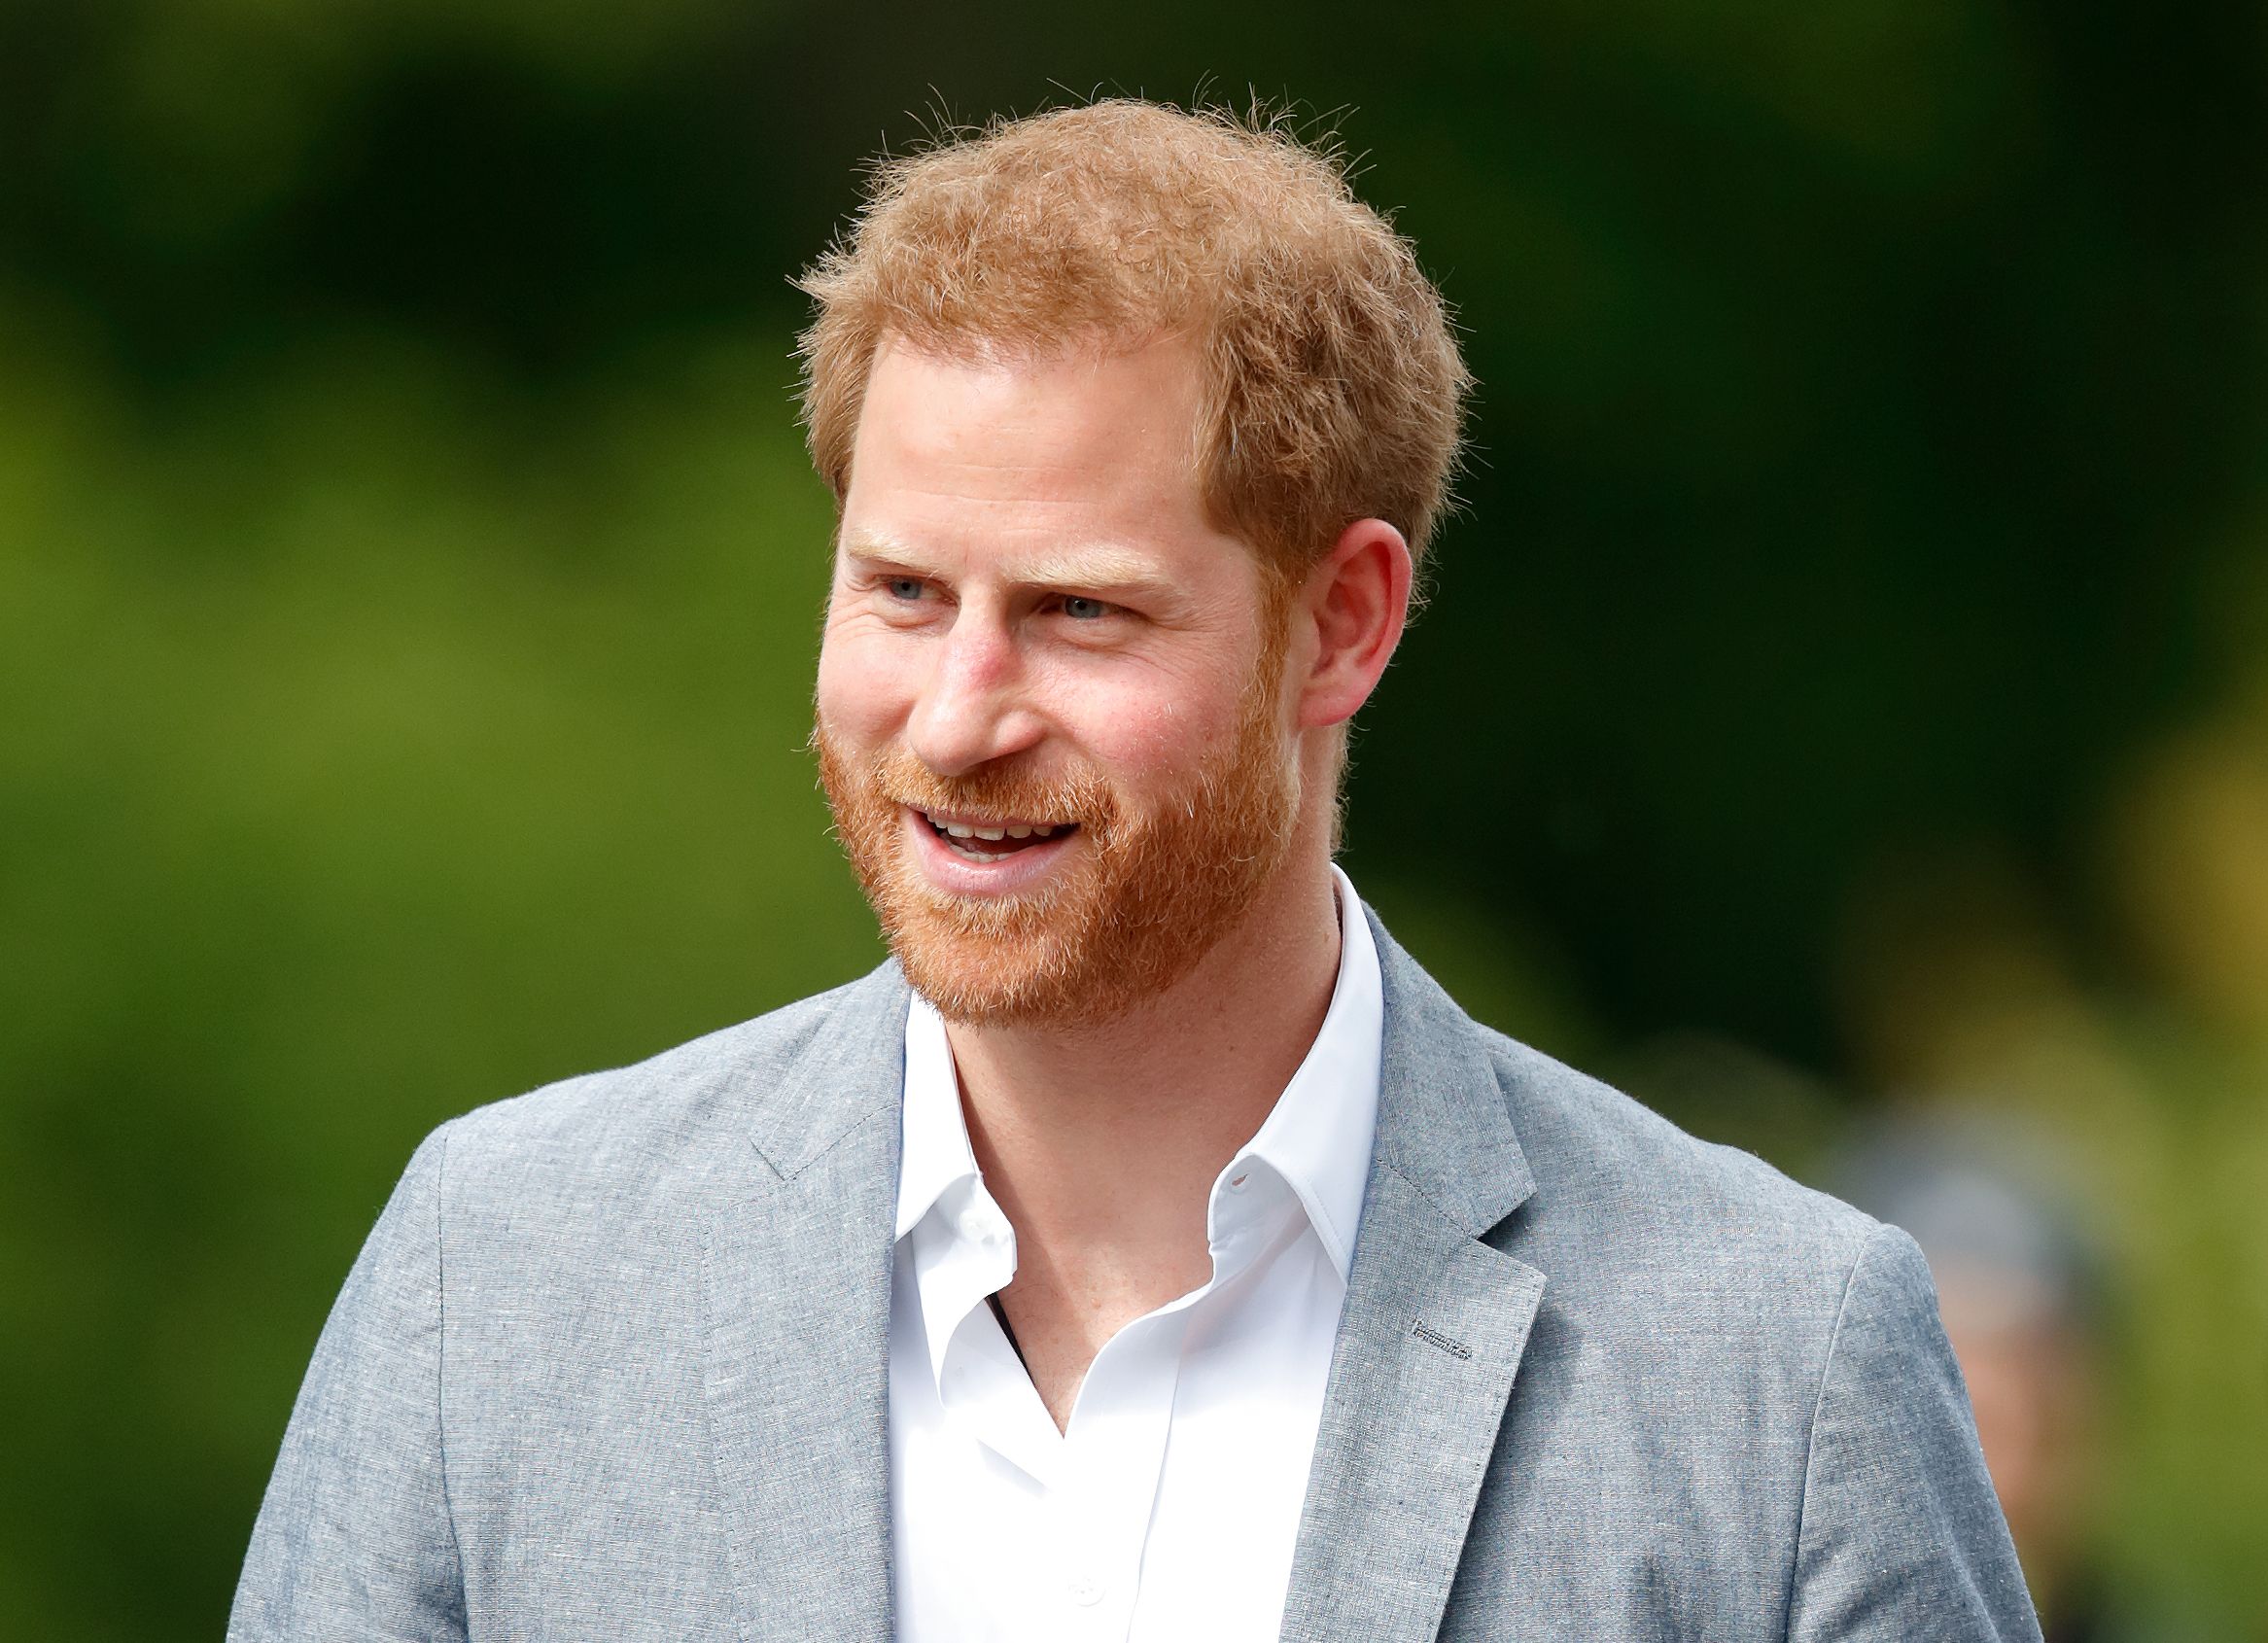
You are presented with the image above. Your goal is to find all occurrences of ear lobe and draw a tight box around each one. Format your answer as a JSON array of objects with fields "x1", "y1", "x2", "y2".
[{"x1": 1297, "y1": 518, "x2": 1413, "y2": 731}]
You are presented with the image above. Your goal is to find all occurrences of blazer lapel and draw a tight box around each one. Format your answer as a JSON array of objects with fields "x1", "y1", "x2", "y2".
[
  {"x1": 701, "y1": 965, "x2": 911, "y2": 1643},
  {"x1": 1278, "y1": 911, "x2": 1548, "y2": 1643}
]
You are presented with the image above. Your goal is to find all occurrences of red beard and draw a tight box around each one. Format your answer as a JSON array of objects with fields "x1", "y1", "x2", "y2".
[{"x1": 812, "y1": 626, "x2": 1299, "y2": 1029}]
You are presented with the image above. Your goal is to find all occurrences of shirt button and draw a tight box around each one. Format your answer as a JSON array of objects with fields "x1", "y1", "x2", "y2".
[{"x1": 1067, "y1": 1575, "x2": 1104, "y2": 1607}]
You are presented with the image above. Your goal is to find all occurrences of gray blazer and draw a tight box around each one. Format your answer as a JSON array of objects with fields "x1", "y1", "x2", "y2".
[{"x1": 231, "y1": 910, "x2": 2042, "y2": 1641}]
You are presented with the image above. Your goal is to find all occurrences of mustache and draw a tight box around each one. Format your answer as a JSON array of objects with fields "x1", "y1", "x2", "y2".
[{"x1": 811, "y1": 722, "x2": 1121, "y2": 832}]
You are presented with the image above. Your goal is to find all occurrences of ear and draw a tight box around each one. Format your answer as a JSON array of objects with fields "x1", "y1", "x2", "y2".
[{"x1": 1294, "y1": 517, "x2": 1413, "y2": 730}]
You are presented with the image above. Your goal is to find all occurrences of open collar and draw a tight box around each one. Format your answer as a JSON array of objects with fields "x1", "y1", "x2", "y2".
[
  {"x1": 710, "y1": 895, "x2": 1546, "y2": 1643},
  {"x1": 890, "y1": 863, "x2": 1385, "y2": 1282}
]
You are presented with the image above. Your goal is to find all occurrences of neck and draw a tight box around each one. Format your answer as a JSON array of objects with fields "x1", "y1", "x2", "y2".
[{"x1": 943, "y1": 837, "x2": 1343, "y2": 1420}]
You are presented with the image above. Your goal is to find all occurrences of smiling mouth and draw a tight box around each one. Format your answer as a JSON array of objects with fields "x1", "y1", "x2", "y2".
[{"x1": 916, "y1": 809, "x2": 1079, "y2": 864}]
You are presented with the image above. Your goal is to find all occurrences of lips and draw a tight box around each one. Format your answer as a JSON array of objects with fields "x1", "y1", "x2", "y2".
[{"x1": 917, "y1": 809, "x2": 1080, "y2": 863}]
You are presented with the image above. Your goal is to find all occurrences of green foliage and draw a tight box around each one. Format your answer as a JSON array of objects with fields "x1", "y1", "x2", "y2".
[{"x1": 0, "y1": 316, "x2": 881, "y2": 1633}]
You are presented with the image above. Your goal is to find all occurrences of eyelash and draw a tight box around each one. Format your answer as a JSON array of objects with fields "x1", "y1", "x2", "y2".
[{"x1": 874, "y1": 579, "x2": 1117, "y2": 623}]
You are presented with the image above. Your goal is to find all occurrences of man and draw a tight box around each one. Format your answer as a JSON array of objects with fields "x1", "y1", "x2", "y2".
[{"x1": 231, "y1": 101, "x2": 2042, "y2": 1641}]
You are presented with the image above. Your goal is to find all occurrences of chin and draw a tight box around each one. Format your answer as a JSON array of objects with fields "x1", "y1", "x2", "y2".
[
  {"x1": 885, "y1": 871, "x2": 1279, "y2": 1031},
  {"x1": 888, "y1": 917, "x2": 1149, "y2": 1030}
]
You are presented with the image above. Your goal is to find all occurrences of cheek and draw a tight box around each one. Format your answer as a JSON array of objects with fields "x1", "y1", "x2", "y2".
[
  {"x1": 814, "y1": 629, "x2": 913, "y2": 742},
  {"x1": 1039, "y1": 660, "x2": 1242, "y2": 777}
]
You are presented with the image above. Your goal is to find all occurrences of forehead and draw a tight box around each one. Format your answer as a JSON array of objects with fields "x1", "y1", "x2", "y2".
[{"x1": 841, "y1": 334, "x2": 1229, "y2": 565}]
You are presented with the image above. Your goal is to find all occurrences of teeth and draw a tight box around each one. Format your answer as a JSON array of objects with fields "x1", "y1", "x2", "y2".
[{"x1": 923, "y1": 812, "x2": 1070, "y2": 850}]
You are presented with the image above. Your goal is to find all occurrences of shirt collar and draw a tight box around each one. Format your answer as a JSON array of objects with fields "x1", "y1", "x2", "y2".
[
  {"x1": 1213, "y1": 864, "x2": 1381, "y2": 1280},
  {"x1": 894, "y1": 992, "x2": 977, "y2": 1242},
  {"x1": 891, "y1": 863, "x2": 1384, "y2": 1283}
]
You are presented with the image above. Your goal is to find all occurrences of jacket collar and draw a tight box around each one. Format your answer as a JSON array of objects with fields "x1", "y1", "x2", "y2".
[
  {"x1": 740, "y1": 896, "x2": 1535, "y2": 1239},
  {"x1": 743, "y1": 960, "x2": 911, "y2": 1182},
  {"x1": 1277, "y1": 906, "x2": 1547, "y2": 1643},
  {"x1": 1365, "y1": 902, "x2": 1536, "y2": 1240},
  {"x1": 709, "y1": 898, "x2": 1544, "y2": 1643}
]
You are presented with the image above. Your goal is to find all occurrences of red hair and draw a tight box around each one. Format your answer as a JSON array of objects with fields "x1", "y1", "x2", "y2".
[{"x1": 796, "y1": 100, "x2": 1471, "y2": 577}]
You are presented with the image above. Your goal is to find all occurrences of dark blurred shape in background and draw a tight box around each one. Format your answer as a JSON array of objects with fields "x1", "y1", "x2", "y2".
[
  {"x1": 1837, "y1": 1113, "x2": 2112, "y2": 1641},
  {"x1": 0, "y1": 0, "x2": 2261, "y2": 1637}
]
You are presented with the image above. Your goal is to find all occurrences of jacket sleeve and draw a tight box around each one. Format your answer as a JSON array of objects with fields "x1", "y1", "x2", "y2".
[
  {"x1": 229, "y1": 1125, "x2": 469, "y2": 1642},
  {"x1": 1785, "y1": 1222, "x2": 2042, "y2": 1642}
]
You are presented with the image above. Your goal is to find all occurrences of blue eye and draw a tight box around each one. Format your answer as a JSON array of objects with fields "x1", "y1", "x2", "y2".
[
  {"x1": 886, "y1": 577, "x2": 925, "y2": 602},
  {"x1": 1062, "y1": 596, "x2": 1109, "y2": 620}
]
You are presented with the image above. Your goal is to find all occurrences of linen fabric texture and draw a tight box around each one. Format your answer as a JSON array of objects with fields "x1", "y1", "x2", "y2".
[{"x1": 229, "y1": 907, "x2": 2043, "y2": 1642}]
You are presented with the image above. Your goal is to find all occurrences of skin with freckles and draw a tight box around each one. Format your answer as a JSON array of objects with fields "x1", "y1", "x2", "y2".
[{"x1": 812, "y1": 332, "x2": 1413, "y2": 1429}]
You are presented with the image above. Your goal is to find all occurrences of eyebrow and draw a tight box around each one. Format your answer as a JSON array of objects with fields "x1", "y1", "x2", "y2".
[{"x1": 839, "y1": 532, "x2": 1186, "y2": 607}]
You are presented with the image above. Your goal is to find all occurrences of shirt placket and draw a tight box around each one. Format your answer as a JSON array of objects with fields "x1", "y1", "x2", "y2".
[
  {"x1": 1052, "y1": 1305, "x2": 1189, "y2": 1640},
  {"x1": 925, "y1": 1185, "x2": 1061, "y2": 1489}
]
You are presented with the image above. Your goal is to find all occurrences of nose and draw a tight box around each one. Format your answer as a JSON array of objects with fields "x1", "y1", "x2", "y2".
[{"x1": 905, "y1": 612, "x2": 1043, "y2": 777}]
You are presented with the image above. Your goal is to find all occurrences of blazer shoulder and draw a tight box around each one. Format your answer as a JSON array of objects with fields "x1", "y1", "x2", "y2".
[
  {"x1": 1478, "y1": 1025, "x2": 1883, "y2": 1289},
  {"x1": 430, "y1": 963, "x2": 903, "y2": 1206}
]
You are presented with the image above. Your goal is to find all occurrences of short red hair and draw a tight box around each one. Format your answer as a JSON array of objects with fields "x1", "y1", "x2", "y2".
[{"x1": 796, "y1": 100, "x2": 1471, "y2": 577}]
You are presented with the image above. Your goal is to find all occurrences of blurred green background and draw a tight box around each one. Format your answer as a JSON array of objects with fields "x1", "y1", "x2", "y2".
[{"x1": 2, "y1": 0, "x2": 2263, "y2": 1636}]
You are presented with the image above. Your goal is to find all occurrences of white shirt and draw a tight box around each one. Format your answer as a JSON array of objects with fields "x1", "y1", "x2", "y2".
[{"x1": 888, "y1": 866, "x2": 1384, "y2": 1643}]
